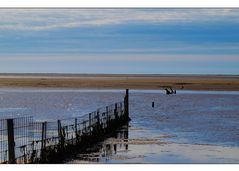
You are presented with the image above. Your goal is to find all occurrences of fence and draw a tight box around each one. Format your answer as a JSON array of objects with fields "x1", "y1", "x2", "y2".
[{"x1": 0, "y1": 89, "x2": 129, "y2": 164}]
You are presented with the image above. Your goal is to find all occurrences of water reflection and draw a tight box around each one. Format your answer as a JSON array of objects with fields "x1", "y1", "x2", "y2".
[{"x1": 67, "y1": 124, "x2": 129, "y2": 163}]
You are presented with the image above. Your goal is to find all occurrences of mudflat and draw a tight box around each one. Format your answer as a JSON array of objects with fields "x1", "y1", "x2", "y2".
[{"x1": 0, "y1": 74, "x2": 239, "y2": 91}]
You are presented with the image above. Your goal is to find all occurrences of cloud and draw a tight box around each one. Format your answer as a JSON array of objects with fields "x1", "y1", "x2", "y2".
[{"x1": 0, "y1": 9, "x2": 239, "y2": 31}]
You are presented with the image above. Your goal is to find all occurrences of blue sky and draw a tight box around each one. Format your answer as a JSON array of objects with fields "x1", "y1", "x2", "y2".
[{"x1": 0, "y1": 9, "x2": 239, "y2": 74}]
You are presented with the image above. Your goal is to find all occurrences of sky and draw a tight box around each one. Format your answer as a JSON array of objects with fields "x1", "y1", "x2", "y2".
[{"x1": 0, "y1": 9, "x2": 239, "y2": 74}]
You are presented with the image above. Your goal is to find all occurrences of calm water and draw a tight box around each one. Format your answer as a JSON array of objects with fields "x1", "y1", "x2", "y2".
[{"x1": 0, "y1": 88, "x2": 239, "y2": 163}]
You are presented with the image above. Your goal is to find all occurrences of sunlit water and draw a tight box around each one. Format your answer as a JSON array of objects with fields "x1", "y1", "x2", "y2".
[{"x1": 0, "y1": 88, "x2": 239, "y2": 163}]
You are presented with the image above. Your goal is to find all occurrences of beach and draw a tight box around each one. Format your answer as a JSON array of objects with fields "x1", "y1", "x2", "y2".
[{"x1": 0, "y1": 74, "x2": 238, "y2": 91}]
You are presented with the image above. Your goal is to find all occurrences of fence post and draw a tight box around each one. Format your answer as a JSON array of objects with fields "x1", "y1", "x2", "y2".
[
  {"x1": 41, "y1": 122, "x2": 44, "y2": 152},
  {"x1": 89, "y1": 113, "x2": 91, "y2": 127},
  {"x1": 114, "y1": 103, "x2": 118, "y2": 120},
  {"x1": 57, "y1": 120, "x2": 61, "y2": 139},
  {"x1": 96, "y1": 110, "x2": 100, "y2": 131},
  {"x1": 97, "y1": 110, "x2": 99, "y2": 124},
  {"x1": 75, "y1": 118, "x2": 79, "y2": 142},
  {"x1": 106, "y1": 106, "x2": 109, "y2": 127},
  {"x1": 7, "y1": 119, "x2": 15, "y2": 164},
  {"x1": 57, "y1": 120, "x2": 64, "y2": 149},
  {"x1": 89, "y1": 113, "x2": 92, "y2": 134},
  {"x1": 124, "y1": 89, "x2": 129, "y2": 119},
  {"x1": 44, "y1": 122, "x2": 47, "y2": 148},
  {"x1": 41, "y1": 122, "x2": 47, "y2": 160}
]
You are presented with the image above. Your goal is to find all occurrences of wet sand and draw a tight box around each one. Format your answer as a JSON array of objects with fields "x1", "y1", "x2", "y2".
[
  {"x1": 0, "y1": 74, "x2": 239, "y2": 91},
  {"x1": 67, "y1": 126, "x2": 239, "y2": 164}
]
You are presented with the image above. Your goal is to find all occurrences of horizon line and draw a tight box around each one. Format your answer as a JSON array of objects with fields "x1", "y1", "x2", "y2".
[{"x1": 0, "y1": 72, "x2": 238, "y2": 77}]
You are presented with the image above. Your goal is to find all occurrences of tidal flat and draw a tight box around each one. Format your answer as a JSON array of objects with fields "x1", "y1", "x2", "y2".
[
  {"x1": 0, "y1": 88, "x2": 239, "y2": 163},
  {"x1": 0, "y1": 74, "x2": 239, "y2": 91}
]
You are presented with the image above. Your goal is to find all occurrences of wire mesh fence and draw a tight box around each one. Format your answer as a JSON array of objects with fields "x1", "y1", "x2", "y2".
[
  {"x1": 0, "y1": 100, "x2": 127, "y2": 164},
  {"x1": 14, "y1": 116, "x2": 33, "y2": 163},
  {"x1": 0, "y1": 119, "x2": 8, "y2": 163}
]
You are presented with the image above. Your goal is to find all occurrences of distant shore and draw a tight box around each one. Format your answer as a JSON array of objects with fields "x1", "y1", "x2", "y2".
[{"x1": 0, "y1": 74, "x2": 239, "y2": 91}]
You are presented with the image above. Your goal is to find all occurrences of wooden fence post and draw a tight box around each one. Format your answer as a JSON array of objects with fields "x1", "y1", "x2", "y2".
[
  {"x1": 124, "y1": 89, "x2": 129, "y2": 119},
  {"x1": 41, "y1": 122, "x2": 47, "y2": 160},
  {"x1": 44, "y1": 122, "x2": 47, "y2": 148},
  {"x1": 57, "y1": 120, "x2": 64, "y2": 149},
  {"x1": 7, "y1": 119, "x2": 15, "y2": 164},
  {"x1": 57, "y1": 120, "x2": 61, "y2": 139},
  {"x1": 75, "y1": 118, "x2": 78, "y2": 142},
  {"x1": 89, "y1": 113, "x2": 91, "y2": 127},
  {"x1": 88, "y1": 113, "x2": 92, "y2": 134},
  {"x1": 106, "y1": 106, "x2": 109, "y2": 127},
  {"x1": 114, "y1": 103, "x2": 118, "y2": 119},
  {"x1": 96, "y1": 110, "x2": 100, "y2": 131},
  {"x1": 97, "y1": 110, "x2": 100, "y2": 124}
]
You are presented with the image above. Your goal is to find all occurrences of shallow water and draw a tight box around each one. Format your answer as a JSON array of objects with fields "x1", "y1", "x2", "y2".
[{"x1": 0, "y1": 88, "x2": 239, "y2": 163}]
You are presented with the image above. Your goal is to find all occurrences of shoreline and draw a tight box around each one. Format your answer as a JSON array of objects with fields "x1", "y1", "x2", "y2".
[{"x1": 0, "y1": 74, "x2": 239, "y2": 91}]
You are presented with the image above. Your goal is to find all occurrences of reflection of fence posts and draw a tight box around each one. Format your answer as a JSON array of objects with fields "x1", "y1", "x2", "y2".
[{"x1": 7, "y1": 119, "x2": 15, "y2": 164}]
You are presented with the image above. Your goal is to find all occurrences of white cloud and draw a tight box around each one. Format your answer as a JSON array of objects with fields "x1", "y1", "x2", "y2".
[{"x1": 0, "y1": 9, "x2": 238, "y2": 31}]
